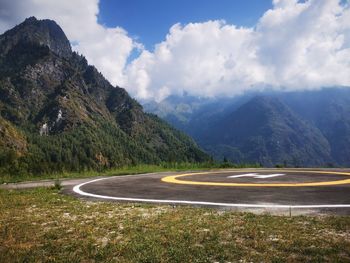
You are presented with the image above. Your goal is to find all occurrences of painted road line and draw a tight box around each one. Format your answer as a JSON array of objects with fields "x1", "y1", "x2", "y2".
[
  {"x1": 72, "y1": 176, "x2": 350, "y2": 208},
  {"x1": 161, "y1": 169, "x2": 350, "y2": 187},
  {"x1": 228, "y1": 173, "x2": 285, "y2": 179}
]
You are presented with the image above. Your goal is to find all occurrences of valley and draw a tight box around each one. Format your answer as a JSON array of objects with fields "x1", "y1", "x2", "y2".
[{"x1": 145, "y1": 88, "x2": 350, "y2": 167}]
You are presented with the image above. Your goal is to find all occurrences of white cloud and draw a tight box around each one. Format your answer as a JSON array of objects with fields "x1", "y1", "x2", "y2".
[
  {"x1": 256, "y1": 0, "x2": 350, "y2": 89},
  {"x1": 0, "y1": 0, "x2": 349, "y2": 101},
  {"x1": 0, "y1": 0, "x2": 138, "y2": 86},
  {"x1": 124, "y1": 0, "x2": 350, "y2": 101},
  {"x1": 125, "y1": 21, "x2": 264, "y2": 101}
]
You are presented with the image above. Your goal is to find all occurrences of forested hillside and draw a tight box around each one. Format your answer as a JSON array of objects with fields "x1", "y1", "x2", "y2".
[{"x1": 0, "y1": 17, "x2": 208, "y2": 176}]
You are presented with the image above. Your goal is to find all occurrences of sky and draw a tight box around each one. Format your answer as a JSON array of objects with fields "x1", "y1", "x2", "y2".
[
  {"x1": 98, "y1": 0, "x2": 273, "y2": 50},
  {"x1": 0, "y1": 0, "x2": 350, "y2": 102}
]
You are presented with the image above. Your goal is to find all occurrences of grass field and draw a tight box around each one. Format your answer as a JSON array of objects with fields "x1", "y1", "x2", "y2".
[{"x1": 1, "y1": 187, "x2": 350, "y2": 262}]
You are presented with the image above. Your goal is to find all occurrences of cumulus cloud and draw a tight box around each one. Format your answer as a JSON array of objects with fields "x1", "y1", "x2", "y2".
[
  {"x1": 256, "y1": 0, "x2": 350, "y2": 89},
  {"x1": 0, "y1": 0, "x2": 349, "y2": 101},
  {"x1": 0, "y1": 0, "x2": 138, "y2": 86},
  {"x1": 124, "y1": 0, "x2": 350, "y2": 101},
  {"x1": 125, "y1": 21, "x2": 264, "y2": 101}
]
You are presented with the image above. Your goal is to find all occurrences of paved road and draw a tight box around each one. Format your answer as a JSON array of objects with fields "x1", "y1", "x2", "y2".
[{"x1": 65, "y1": 169, "x2": 350, "y2": 215}]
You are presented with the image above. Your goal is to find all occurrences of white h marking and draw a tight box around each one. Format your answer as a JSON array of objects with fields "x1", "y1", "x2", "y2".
[{"x1": 228, "y1": 173, "x2": 285, "y2": 179}]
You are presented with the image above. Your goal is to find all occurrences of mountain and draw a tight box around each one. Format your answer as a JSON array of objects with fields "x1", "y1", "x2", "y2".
[
  {"x1": 143, "y1": 94, "x2": 253, "y2": 139},
  {"x1": 0, "y1": 17, "x2": 208, "y2": 176},
  {"x1": 145, "y1": 89, "x2": 350, "y2": 167},
  {"x1": 279, "y1": 89, "x2": 350, "y2": 166},
  {"x1": 201, "y1": 96, "x2": 332, "y2": 167}
]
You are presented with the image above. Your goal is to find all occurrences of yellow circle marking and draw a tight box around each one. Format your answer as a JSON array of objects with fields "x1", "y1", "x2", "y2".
[{"x1": 161, "y1": 169, "x2": 350, "y2": 187}]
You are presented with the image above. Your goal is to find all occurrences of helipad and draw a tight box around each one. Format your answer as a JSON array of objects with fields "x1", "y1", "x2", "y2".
[
  {"x1": 161, "y1": 169, "x2": 350, "y2": 187},
  {"x1": 68, "y1": 169, "x2": 350, "y2": 215}
]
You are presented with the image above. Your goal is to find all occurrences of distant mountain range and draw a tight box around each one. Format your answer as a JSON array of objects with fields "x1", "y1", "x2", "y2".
[
  {"x1": 0, "y1": 17, "x2": 208, "y2": 175},
  {"x1": 144, "y1": 88, "x2": 350, "y2": 167}
]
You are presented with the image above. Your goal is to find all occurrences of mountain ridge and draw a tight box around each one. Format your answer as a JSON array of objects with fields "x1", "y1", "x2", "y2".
[
  {"x1": 145, "y1": 89, "x2": 350, "y2": 167},
  {"x1": 203, "y1": 96, "x2": 332, "y2": 167},
  {"x1": 0, "y1": 17, "x2": 208, "y2": 176}
]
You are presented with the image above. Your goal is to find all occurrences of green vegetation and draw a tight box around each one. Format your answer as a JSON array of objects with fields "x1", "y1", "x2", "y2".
[
  {"x1": 0, "y1": 116, "x2": 210, "y2": 177},
  {"x1": 0, "y1": 162, "x2": 261, "y2": 184},
  {"x1": 0, "y1": 17, "x2": 209, "y2": 180},
  {"x1": 1, "y1": 188, "x2": 349, "y2": 262}
]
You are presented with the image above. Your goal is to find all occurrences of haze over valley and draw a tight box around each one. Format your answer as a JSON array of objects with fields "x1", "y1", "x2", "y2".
[{"x1": 145, "y1": 88, "x2": 350, "y2": 167}]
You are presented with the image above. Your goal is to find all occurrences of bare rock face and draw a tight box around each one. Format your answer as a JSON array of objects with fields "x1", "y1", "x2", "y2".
[{"x1": 0, "y1": 16, "x2": 72, "y2": 59}]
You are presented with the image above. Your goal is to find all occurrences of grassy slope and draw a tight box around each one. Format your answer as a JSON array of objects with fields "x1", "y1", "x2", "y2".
[
  {"x1": 1, "y1": 188, "x2": 350, "y2": 262},
  {"x1": 0, "y1": 164, "x2": 170, "y2": 184},
  {"x1": 0, "y1": 162, "x2": 260, "y2": 184}
]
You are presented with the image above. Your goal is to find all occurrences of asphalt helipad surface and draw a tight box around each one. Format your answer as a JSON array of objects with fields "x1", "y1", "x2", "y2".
[{"x1": 66, "y1": 169, "x2": 350, "y2": 215}]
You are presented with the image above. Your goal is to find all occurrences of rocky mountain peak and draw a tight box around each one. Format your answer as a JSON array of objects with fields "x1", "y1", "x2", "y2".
[
  {"x1": 0, "y1": 16, "x2": 72, "y2": 58},
  {"x1": 0, "y1": 17, "x2": 208, "y2": 175}
]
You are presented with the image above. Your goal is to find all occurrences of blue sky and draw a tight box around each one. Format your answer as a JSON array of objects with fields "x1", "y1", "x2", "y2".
[
  {"x1": 1, "y1": 0, "x2": 349, "y2": 101},
  {"x1": 98, "y1": 0, "x2": 273, "y2": 49}
]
